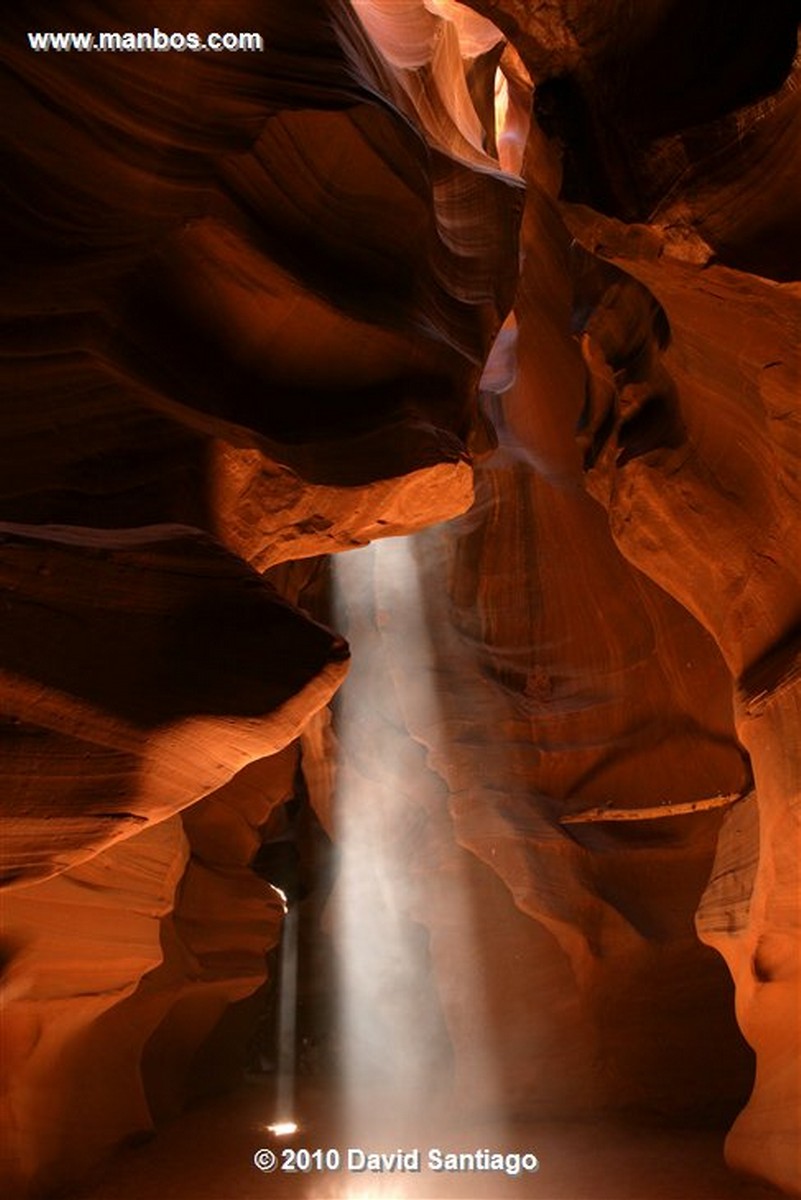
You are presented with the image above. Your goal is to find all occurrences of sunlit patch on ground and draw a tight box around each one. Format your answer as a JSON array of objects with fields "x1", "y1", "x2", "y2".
[{"x1": 265, "y1": 1120, "x2": 299, "y2": 1137}]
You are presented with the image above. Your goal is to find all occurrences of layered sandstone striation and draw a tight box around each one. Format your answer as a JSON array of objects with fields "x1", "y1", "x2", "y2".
[
  {"x1": 309, "y1": 1, "x2": 800, "y2": 1192},
  {"x1": 1, "y1": 0, "x2": 520, "y2": 1193},
  {"x1": 0, "y1": 751, "x2": 296, "y2": 1196},
  {"x1": 313, "y1": 527, "x2": 752, "y2": 1123},
  {"x1": 1, "y1": 0, "x2": 800, "y2": 1197},
  {"x1": 554, "y1": 122, "x2": 801, "y2": 1200}
]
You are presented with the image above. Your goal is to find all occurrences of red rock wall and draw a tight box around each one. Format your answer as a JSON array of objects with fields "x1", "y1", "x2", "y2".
[
  {"x1": 476, "y1": 3, "x2": 801, "y2": 1190},
  {"x1": 1, "y1": 1, "x2": 520, "y2": 1192}
]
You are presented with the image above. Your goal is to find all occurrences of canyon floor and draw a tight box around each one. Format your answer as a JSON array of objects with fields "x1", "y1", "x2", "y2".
[{"x1": 74, "y1": 1078, "x2": 784, "y2": 1200}]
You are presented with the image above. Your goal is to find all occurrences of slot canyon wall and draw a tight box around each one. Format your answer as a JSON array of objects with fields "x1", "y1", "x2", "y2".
[{"x1": 1, "y1": 1, "x2": 799, "y2": 1197}]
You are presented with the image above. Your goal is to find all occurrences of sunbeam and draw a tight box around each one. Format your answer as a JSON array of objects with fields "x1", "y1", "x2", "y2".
[
  {"x1": 271, "y1": 901, "x2": 299, "y2": 1135},
  {"x1": 329, "y1": 534, "x2": 508, "y2": 1170}
]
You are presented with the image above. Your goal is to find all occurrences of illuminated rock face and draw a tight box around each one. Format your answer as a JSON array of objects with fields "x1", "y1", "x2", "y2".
[
  {"x1": 1, "y1": 1, "x2": 799, "y2": 1197},
  {"x1": 486, "y1": 4, "x2": 800, "y2": 1190},
  {"x1": 484, "y1": 6, "x2": 800, "y2": 1186},
  {"x1": 0, "y1": 753, "x2": 294, "y2": 1196},
  {"x1": 0, "y1": 2, "x2": 515, "y2": 1193}
]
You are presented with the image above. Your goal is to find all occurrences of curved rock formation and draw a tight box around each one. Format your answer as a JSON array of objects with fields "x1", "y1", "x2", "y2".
[
  {"x1": 1, "y1": 1, "x2": 521, "y2": 1192},
  {"x1": 1, "y1": 0, "x2": 527, "y2": 887},
  {"x1": 557, "y1": 162, "x2": 801, "y2": 1200},
  {"x1": 0, "y1": 751, "x2": 296, "y2": 1197},
  {"x1": 316, "y1": 525, "x2": 752, "y2": 1123},
  {"x1": 0, "y1": 523, "x2": 347, "y2": 887}
]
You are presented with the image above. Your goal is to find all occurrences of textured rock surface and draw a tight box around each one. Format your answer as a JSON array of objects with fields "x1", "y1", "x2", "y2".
[
  {"x1": 314, "y1": 527, "x2": 752, "y2": 1125},
  {"x1": 1, "y1": 0, "x2": 799, "y2": 1197},
  {"x1": 470, "y1": 4, "x2": 799, "y2": 1189},
  {"x1": 0, "y1": 751, "x2": 296, "y2": 1197},
  {"x1": 1, "y1": 0, "x2": 524, "y2": 878},
  {"x1": 0, "y1": 523, "x2": 347, "y2": 888},
  {"x1": 556, "y1": 193, "x2": 801, "y2": 1199},
  {"x1": 0, "y1": 1, "x2": 520, "y2": 1194},
  {"x1": 0, "y1": 817, "x2": 189, "y2": 1193}
]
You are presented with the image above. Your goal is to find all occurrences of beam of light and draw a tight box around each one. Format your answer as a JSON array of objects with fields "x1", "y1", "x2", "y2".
[
  {"x1": 272, "y1": 904, "x2": 299, "y2": 1131},
  {"x1": 316, "y1": 1182, "x2": 411, "y2": 1200},
  {"x1": 330, "y1": 534, "x2": 507, "y2": 1175},
  {"x1": 314, "y1": 1165, "x2": 430, "y2": 1200}
]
